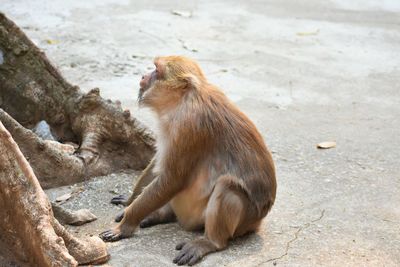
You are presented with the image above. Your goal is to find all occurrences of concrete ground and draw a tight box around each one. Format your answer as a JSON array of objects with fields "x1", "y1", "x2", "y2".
[{"x1": 2, "y1": 0, "x2": 400, "y2": 266}]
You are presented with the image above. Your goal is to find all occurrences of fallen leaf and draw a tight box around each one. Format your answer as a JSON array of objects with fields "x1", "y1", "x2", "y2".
[
  {"x1": 46, "y1": 39, "x2": 60, "y2": 45},
  {"x1": 297, "y1": 29, "x2": 320, "y2": 36},
  {"x1": 317, "y1": 141, "x2": 336, "y2": 149},
  {"x1": 56, "y1": 192, "x2": 72, "y2": 202},
  {"x1": 171, "y1": 10, "x2": 192, "y2": 18},
  {"x1": 131, "y1": 54, "x2": 147, "y2": 59}
]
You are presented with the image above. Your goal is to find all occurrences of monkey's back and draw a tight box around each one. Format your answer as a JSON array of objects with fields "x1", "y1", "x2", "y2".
[{"x1": 184, "y1": 84, "x2": 277, "y2": 217}]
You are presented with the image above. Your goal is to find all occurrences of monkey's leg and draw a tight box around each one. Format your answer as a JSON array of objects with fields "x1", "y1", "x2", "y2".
[
  {"x1": 139, "y1": 203, "x2": 176, "y2": 228},
  {"x1": 174, "y1": 176, "x2": 258, "y2": 266},
  {"x1": 113, "y1": 210, "x2": 126, "y2": 223},
  {"x1": 111, "y1": 158, "x2": 156, "y2": 222}
]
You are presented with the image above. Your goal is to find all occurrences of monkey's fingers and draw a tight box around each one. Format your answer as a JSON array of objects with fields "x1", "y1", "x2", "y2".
[
  {"x1": 99, "y1": 229, "x2": 123, "y2": 242},
  {"x1": 110, "y1": 195, "x2": 129, "y2": 205},
  {"x1": 173, "y1": 245, "x2": 202, "y2": 266}
]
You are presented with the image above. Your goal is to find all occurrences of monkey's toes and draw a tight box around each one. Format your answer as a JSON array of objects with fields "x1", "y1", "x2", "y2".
[
  {"x1": 139, "y1": 217, "x2": 159, "y2": 228},
  {"x1": 99, "y1": 229, "x2": 122, "y2": 242},
  {"x1": 110, "y1": 195, "x2": 128, "y2": 205},
  {"x1": 139, "y1": 219, "x2": 152, "y2": 228},
  {"x1": 114, "y1": 210, "x2": 125, "y2": 222},
  {"x1": 173, "y1": 243, "x2": 202, "y2": 266}
]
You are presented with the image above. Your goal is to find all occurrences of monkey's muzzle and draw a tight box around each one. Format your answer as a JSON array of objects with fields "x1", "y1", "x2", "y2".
[
  {"x1": 138, "y1": 72, "x2": 155, "y2": 103},
  {"x1": 138, "y1": 87, "x2": 145, "y2": 102}
]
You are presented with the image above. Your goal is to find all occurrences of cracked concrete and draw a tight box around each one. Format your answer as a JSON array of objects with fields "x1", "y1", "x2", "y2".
[
  {"x1": 1, "y1": 0, "x2": 400, "y2": 266},
  {"x1": 261, "y1": 210, "x2": 326, "y2": 265}
]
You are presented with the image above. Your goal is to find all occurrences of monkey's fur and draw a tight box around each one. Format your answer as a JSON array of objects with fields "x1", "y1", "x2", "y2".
[{"x1": 100, "y1": 56, "x2": 277, "y2": 266}]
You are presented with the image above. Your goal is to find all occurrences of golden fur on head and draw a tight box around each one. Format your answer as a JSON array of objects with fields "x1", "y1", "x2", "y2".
[
  {"x1": 154, "y1": 56, "x2": 206, "y2": 89},
  {"x1": 141, "y1": 56, "x2": 208, "y2": 114}
]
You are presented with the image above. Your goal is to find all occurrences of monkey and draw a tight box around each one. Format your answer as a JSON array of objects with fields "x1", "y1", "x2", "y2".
[{"x1": 100, "y1": 56, "x2": 277, "y2": 266}]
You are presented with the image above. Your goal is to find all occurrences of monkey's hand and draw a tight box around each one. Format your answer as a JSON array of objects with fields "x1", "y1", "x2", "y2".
[{"x1": 99, "y1": 225, "x2": 134, "y2": 242}]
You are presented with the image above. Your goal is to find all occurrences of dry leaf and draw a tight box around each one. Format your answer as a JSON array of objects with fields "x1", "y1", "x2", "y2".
[
  {"x1": 171, "y1": 10, "x2": 192, "y2": 18},
  {"x1": 46, "y1": 39, "x2": 60, "y2": 44},
  {"x1": 56, "y1": 192, "x2": 72, "y2": 202},
  {"x1": 297, "y1": 29, "x2": 320, "y2": 36},
  {"x1": 317, "y1": 141, "x2": 336, "y2": 149}
]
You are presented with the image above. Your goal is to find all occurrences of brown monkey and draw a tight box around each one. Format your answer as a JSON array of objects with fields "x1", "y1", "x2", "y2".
[{"x1": 100, "y1": 56, "x2": 277, "y2": 266}]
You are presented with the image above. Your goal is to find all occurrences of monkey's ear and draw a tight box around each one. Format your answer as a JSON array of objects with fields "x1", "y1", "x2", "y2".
[
  {"x1": 181, "y1": 73, "x2": 201, "y2": 89},
  {"x1": 154, "y1": 57, "x2": 165, "y2": 77}
]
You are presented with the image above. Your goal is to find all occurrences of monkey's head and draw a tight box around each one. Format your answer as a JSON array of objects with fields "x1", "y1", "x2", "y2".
[{"x1": 138, "y1": 56, "x2": 206, "y2": 114}]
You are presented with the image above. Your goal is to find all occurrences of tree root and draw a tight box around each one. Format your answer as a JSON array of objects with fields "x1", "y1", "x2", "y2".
[
  {"x1": 0, "y1": 120, "x2": 109, "y2": 266},
  {"x1": 0, "y1": 12, "x2": 155, "y2": 188}
]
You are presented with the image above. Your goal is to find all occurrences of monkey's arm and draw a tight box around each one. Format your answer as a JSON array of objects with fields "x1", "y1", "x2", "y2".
[
  {"x1": 110, "y1": 157, "x2": 155, "y2": 206},
  {"x1": 100, "y1": 173, "x2": 184, "y2": 241},
  {"x1": 125, "y1": 174, "x2": 182, "y2": 224}
]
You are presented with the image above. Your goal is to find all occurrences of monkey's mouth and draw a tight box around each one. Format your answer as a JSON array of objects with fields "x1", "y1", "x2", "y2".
[{"x1": 138, "y1": 87, "x2": 146, "y2": 103}]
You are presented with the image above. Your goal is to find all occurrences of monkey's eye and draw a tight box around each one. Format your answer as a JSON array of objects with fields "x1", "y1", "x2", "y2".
[
  {"x1": 151, "y1": 70, "x2": 158, "y2": 81},
  {"x1": 154, "y1": 68, "x2": 161, "y2": 79}
]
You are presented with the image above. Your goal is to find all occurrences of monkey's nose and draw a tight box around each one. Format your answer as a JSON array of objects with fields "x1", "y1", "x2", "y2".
[{"x1": 141, "y1": 75, "x2": 145, "y2": 79}]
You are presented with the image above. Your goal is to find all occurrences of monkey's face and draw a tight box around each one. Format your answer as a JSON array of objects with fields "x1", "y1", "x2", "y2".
[
  {"x1": 138, "y1": 68, "x2": 158, "y2": 105},
  {"x1": 138, "y1": 56, "x2": 205, "y2": 113}
]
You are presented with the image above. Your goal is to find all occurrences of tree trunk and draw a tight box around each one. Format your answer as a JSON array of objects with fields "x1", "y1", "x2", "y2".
[
  {"x1": 0, "y1": 12, "x2": 155, "y2": 188},
  {"x1": 0, "y1": 121, "x2": 109, "y2": 266}
]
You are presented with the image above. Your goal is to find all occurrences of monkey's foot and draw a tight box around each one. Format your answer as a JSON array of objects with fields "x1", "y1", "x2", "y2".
[
  {"x1": 139, "y1": 205, "x2": 177, "y2": 228},
  {"x1": 114, "y1": 210, "x2": 125, "y2": 222},
  {"x1": 139, "y1": 216, "x2": 159, "y2": 228},
  {"x1": 110, "y1": 194, "x2": 129, "y2": 205},
  {"x1": 173, "y1": 238, "x2": 217, "y2": 266},
  {"x1": 139, "y1": 212, "x2": 166, "y2": 228},
  {"x1": 99, "y1": 226, "x2": 133, "y2": 242}
]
